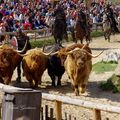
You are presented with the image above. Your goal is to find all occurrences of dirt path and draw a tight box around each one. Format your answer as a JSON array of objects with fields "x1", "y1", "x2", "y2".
[
  {"x1": 41, "y1": 34, "x2": 120, "y2": 120},
  {"x1": 2, "y1": 34, "x2": 120, "y2": 120}
]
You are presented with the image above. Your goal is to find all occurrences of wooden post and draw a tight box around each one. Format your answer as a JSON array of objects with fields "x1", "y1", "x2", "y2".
[
  {"x1": 45, "y1": 105, "x2": 48, "y2": 119},
  {"x1": 50, "y1": 108, "x2": 54, "y2": 120},
  {"x1": 93, "y1": 109, "x2": 101, "y2": 120},
  {"x1": 40, "y1": 107, "x2": 43, "y2": 120},
  {"x1": 55, "y1": 100, "x2": 62, "y2": 120},
  {"x1": 1, "y1": 85, "x2": 41, "y2": 120}
]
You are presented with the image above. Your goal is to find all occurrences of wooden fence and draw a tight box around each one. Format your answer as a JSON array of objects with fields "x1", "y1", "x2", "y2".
[
  {"x1": 41, "y1": 104, "x2": 77, "y2": 120},
  {"x1": 0, "y1": 23, "x2": 104, "y2": 41},
  {"x1": 41, "y1": 93, "x2": 120, "y2": 120},
  {"x1": 0, "y1": 28, "x2": 50, "y2": 41},
  {"x1": 0, "y1": 83, "x2": 120, "y2": 120}
]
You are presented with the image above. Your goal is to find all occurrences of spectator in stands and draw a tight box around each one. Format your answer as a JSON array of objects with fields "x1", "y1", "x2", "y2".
[{"x1": 0, "y1": 0, "x2": 118, "y2": 35}]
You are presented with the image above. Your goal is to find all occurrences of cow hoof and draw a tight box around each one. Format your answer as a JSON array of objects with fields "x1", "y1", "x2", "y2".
[
  {"x1": 57, "y1": 84, "x2": 61, "y2": 86},
  {"x1": 75, "y1": 92, "x2": 79, "y2": 96},
  {"x1": 16, "y1": 78, "x2": 21, "y2": 83},
  {"x1": 52, "y1": 83, "x2": 56, "y2": 87},
  {"x1": 75, "y1": 89, "x2": 79, "y2": 96},
  {"x1": 57, "y1": 83, "x2": 61, "y2": 86}
]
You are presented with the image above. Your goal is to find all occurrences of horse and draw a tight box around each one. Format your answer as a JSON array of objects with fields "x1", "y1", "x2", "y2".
[
  {"x1": 52, "y1": 19, "x2": 68, "y2": 46},
  {"x1": 75, "y1": 22, "x2": 91, "y2": 44},
  {"x1": 103, "y1": 20, "x2": 111, "y2": 42},
  {"x1": 52, "y1": 5, "x2": 68, "y2": 46},
  {"x1": 74, "y1": 10, "x2": 91, "y2": 44}
]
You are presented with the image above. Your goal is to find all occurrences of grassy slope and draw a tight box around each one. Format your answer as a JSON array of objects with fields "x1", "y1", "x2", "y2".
[{"x1": 30, "y1": 30, "x2": 104, "y2": 48}]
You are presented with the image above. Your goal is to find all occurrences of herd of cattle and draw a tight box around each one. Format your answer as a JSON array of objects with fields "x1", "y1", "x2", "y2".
[{"x1": 0, "y1": 43, "x2": 103, "y2": 96}]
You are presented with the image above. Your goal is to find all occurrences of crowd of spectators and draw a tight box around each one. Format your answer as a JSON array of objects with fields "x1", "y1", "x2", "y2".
[{"x1": 0, "y1": 0, "x2": 120, "y2": 33}]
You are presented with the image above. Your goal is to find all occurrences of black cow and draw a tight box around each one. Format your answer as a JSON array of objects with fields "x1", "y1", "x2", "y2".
[
  {"x1": 44, "y1": 44, "x2": 65, "y2": 86},
  {"x1": 47, "y1": 54, "x2": 65, "y2": 86}
]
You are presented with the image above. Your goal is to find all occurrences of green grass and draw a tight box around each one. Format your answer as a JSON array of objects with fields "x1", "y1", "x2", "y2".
[
  {"x1": 93, "y1": 61, "x2": 120, "y2": 93},
  {"x1": 92, "y1": 61, "x2": 117, "y2": 74},
  {"x1": 30, "y1": 30, "x2": 104, "y2": 48},
  {"x1": 114, "y1": 0, "x2": 120, "y2": 4},
  {"x1": 100, "y1": 74, "x2": 120, "y2": 93},
  {"x1": 30, "y1": 37, "x2": 54, "y2": 48},
  {"x1": 91, "y1": 30, "x2": 104, "y2": 38}
]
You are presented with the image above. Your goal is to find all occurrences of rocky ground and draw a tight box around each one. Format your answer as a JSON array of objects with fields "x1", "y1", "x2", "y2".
[{"x1": 1, "y1": 34, "x2": 120, "y2": 120}]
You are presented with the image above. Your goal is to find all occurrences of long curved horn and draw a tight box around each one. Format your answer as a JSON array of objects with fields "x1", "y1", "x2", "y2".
[
  {"x1": 31, "y1": 47, "x2": 54, "y2": 56},
  {"x1": 44, "y1": 49, "x2": 56, "y2": 56},
  {"x1": 81, "y1": 44, "x2": 87, "y2": 50},
  {"x1": 82, "y1": 49, "x2": 104, "y2": 58},
  {"x1": 67, "y1": 44, "x2": 88, "y2": 54},
  {"x1": 67, "y1": 47, "x2": 81, "y2": 54},
  {"x1": 50, "y1": 51, "x2": 59, "y2": 55},
  {"x1": 16, "y1": 39, "x2": 28, "y2": 54}
]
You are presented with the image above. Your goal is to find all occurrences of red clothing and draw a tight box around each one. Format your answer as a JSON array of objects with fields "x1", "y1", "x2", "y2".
[{"x1": 23, "y1": 22, "x2": 32, "y2": 30}]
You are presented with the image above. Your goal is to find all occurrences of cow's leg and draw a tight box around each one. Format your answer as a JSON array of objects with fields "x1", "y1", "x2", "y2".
[
  {"x1": 57, "y1": 76, "x2": 62, "y2": 86},
  {"x1": 25, "y1": 74, "x2": 34, "y2": 88},
  {"x1": 51, "y1": 75, "x2": 56, "y2": 86},
  {"x1": 29, "y1": 79, "x2": 34, "y2": 88},
  {"x1": 0, "y1": 77, "x2": 4, "y2": 84},
  {"x1": 4, "y1": 75, "x2": 12, "y2": 85},
  {"x1": 74, "y1": 85, "x2": 79, "y2": 96},
  {"x1": 34, "y1": 76, "x2": 42, "y2": 88},
  {"x1": 16, "y1": 63, "x2": 21, "y2": 83},
  {"x1": 34, "y1": 80, "x2": 39, "y2": 88},
  {"x1": 79, "y1": 84, "x2": 86, "y2": 94}
]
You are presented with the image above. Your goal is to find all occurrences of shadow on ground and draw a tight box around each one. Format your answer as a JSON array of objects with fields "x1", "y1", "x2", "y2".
[{"x1": 10, "y1": 79, "x2": 120, "y2": 103}]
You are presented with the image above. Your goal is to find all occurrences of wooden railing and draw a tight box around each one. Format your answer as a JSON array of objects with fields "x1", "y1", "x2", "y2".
[
  {"x1": 0, "y1": 83, "x2": 120, "y2": 120},
  {"x1": 0, "y1": 23, "x2": 105, "y2": 40},
  {"x1": 1, "y1": 22, "x2": 120, "y2": 40},
  {"x1": 0, "y1": 28, "x2": 50, "y2": 41},
  {"x1": 42, "y1": 93, "x2": 120, "y2": 120}
]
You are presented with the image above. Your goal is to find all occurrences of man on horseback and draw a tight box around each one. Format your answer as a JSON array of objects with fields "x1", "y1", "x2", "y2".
[
  {"x1": 75, "y1": 3, "x2": 91, "y2": 44},
  {"x1": 77, "y1": 5, "x2": 90, "y2": 38},
  {"x1": 102, "y1": 10, "x2": 111, "y2": 41},
  {"x1": 53, "y1": 4, "x2": 68, "y2": 46},
  {"x1": 105, "y1": 4, "x2": 119, "y2": 33}
]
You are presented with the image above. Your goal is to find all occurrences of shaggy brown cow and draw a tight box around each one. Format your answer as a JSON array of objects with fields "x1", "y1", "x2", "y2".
[
  {"x1": 0, "y1": 45, "x2": 25, "y2": 84},
  {"x1": 22, "y1": 48, "x2": 51, "y2": 88},
  {"x1": 64, "y1": 48, "x2": 92, "y2": 96},
  {"x1": 55, "y1": 44, "x2": 103, "y2": 96}
]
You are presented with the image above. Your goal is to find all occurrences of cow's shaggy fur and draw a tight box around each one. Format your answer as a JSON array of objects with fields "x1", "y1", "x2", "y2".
[
  {"x1": 0, "y1": 45, "x2": 23, "y2": 84},
  {"x1": 22, "y1": 48, "x2": 49, "y2": 88},
  {"x1": 56, "y1": 44, "x2": 92, "y2": 95}
]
